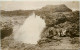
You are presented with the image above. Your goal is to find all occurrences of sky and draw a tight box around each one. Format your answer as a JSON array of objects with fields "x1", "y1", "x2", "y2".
[{"x1": 0, "y1": 1, "x2": 79, "y2": 11}]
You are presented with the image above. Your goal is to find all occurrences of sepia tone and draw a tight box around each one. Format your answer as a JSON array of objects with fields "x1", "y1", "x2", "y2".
[{"x1": 0, "y1": 0, "x2": 80, "y2": 50}]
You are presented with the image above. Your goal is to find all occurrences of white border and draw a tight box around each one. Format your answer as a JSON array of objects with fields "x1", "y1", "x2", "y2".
[{"x1": 0, "y1": 0, "x2": 79, "y2": 1}]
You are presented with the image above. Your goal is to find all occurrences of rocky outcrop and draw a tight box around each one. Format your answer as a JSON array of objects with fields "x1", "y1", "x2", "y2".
[
  {"x1": 1, "y1": 21, "x2": 13, "y2": 39},
  {"x1": 37, "y1": 4, "x2": 79, "y2": 45}
]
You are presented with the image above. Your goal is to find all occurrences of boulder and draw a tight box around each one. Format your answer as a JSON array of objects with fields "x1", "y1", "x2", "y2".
[{"x1": 1, "y1": 21, "x2": 13, "y2": 39}]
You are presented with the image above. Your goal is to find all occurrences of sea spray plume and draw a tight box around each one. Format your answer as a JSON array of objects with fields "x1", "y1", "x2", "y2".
[{"x1": 14, "y1": 12, "x2": 46, "y2": 44}]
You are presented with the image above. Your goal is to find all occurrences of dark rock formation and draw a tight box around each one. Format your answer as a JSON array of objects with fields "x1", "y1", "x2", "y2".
[
  {"x1": 37, "y1": 4, "x2": 79, "y2": 45},
  {"x1": 1, "y1": 22, "x2": 13, "y2": 39}
]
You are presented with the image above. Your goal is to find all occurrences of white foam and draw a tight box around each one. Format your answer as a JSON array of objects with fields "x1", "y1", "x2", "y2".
[{"x1": 14, "y1": 13, "x2": 46, "y2": 44}]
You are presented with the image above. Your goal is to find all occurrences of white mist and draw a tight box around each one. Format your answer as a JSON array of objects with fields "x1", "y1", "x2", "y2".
[{"x1": 14, "y1": 13, "x2": 46, "y2": 44}]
